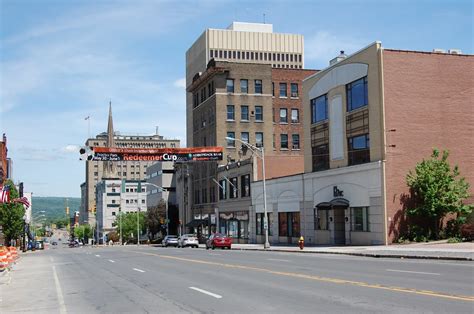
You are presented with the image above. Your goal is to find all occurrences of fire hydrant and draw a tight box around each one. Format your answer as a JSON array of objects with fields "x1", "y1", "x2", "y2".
[{"x1": 298, "y1": 236, "x2": 304, "y2": 250}]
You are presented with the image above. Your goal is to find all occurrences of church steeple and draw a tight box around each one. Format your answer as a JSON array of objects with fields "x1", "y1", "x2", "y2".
[
  {"x1": 104, "y1": 101, "x2": 116, "y2": 178},
  {"x1": 106, "y1": 101, "x2": 115, "y2": 148}
]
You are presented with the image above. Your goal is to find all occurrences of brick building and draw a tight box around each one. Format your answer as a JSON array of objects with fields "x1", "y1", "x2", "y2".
[
  {"x1": 187, "y1": 60, "x2": 316, "y2": 241},
  {"x1": 0, "y1": 134, "x2": 8, "y2": 182},
  {"x1": 251, "y1": 42, "x2": 473, "y2": 245}
]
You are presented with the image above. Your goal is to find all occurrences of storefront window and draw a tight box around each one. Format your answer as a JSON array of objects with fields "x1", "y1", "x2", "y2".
[
  {"x1": 240, "y1": 174, "x2": 251, "y2": 197},
  {"x1": 279, "y1": 212, "x2": 300, "y2": 237},
  {"x1": 351, "y1": 207, "x2": 369, "y2": 231},
  {"x1": 256, "y1": 213, "x2": 273, "y2": 236},
  {"x1": 219, "y1": 211, "x2": 249, "y2": 239}
]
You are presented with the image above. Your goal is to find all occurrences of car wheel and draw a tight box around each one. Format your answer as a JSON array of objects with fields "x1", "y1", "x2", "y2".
[
  {"x1": 206, "y1": 245, "x2": 209, "y2": 250},
  {"x1": 228, "y1": 246, "x2": 231, "y2": 250}
]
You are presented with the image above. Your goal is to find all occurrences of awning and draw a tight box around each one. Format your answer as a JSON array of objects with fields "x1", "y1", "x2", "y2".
[
  {"x1": 330, "y1": 198, "x2": 350, "y2": 207},
  {"x1": 315, "y1": 198, "x2": 350, "y2": 210},
  {"x1": 315, "y1": 202, "x2": 332, "y2": 210},
  {"x1": 185, "y1": 219, "x2": 209, "y2": 228}
]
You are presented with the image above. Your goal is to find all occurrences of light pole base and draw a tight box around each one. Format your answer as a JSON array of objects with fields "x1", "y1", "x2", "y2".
[{"x1": 264, "y1": 242, "x2": 271, "y2": 249}]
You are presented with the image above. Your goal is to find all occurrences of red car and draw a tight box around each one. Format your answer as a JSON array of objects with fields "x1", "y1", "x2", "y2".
[{"x1": 206, "y1": 233, "x2": 232, "y2": 250}]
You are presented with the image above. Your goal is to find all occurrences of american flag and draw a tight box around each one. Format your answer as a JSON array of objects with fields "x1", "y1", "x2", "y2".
[
  {"x1": 12, "y1": 197, "x2": 30, "y2": 208},
  {"x1": 0, "y1": 185, "x2": 10, "y2": 203}
]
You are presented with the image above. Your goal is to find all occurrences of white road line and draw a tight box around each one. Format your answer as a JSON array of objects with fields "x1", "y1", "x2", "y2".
[
  {"x1": 52, "y1": 265, "x2": 68, "y2": 314},
  {"x1": 209, "y1": 253, "x2": 222, "y2": 256},
  {"x1": 108, "y1": 260, "x2": 115, "y2": 263},
  {"x1": 189, "y1": 287, "x2": 222, "y2": 299},
  {"x1": 267, "y1": 258, "x2": 291, "y2": 262},
  {"x1": 386, "y1": 269, "x2": 441, "y2": 276},
  {"x1": 133, "y1": 268, "x2": 145, "y2": 273},
  {"x1": 95, "y1": 254, "x2": 100, "y2": 257}
]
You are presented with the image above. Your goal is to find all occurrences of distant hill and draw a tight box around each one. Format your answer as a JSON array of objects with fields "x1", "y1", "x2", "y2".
[{"x1": 32, "y1": 197, "x2": 81, "y2": 221}]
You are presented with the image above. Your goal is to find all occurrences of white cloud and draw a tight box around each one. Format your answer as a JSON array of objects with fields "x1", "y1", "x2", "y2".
[
  {"x1": 173, "y1": 78, "x2": 186, "y2": 89},
  {"x1": 62, "y1": 145, "x2": 80, "y2": 153},
  {"x1": 305, "y1": 31, "x2": 369, "y2": 68}
]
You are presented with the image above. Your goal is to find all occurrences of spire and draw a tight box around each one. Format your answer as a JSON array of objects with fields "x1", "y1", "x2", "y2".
[
  {"x1": 106, "y1": 101, "x2": 115, "y2": 148},
  {"x1": 104, "y1": 101, "x2": 116, "y2": 178}
]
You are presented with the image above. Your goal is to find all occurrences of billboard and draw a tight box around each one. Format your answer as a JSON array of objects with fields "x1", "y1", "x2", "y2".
[{"x1": 82, "y1": 146, "x2": 223, "y2": 162}]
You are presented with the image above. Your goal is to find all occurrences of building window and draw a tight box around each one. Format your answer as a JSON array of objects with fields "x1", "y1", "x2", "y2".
[
  {"x1": 241, "y1": 132, "x2": 249, "y2": 144},
  {"x1": 290, "y1": 83, "x2": 298, "y2": 97},
  {"x1": 226, "y1": 79, "x2": 234, "y2": 93},
  {"x1": 227, "y1": 105, "x2": 235, "y2": 120},
  {"x1": 311, "y1": 94, "x2": 328, "y2": 123},
  {"x1": 111, "y1": 200, "x2": 116, "y2": 204},
  {"x1": 229, "y1": 177, "x2": 238, "y2": 199},
  {"x1": 348, "y1": 134, "x2": 370, "y2": 165},
  {"x1": 314, "y1": 209, "x2": 329, "y2": 230},
  {"x1": 240, "y1": 174, "x2": 250, "y2": 197},
  {"x1": 278, "y1": 212, "x2": 300, "y2": 237},
  {"x1": 255, "y1": 132, "x2": 263, "y2": 148},
  {"x1": 112, "y1": 211, "x2": 116, "y2": 216},
  {"x1": 279, "y1": 83, "x2": 287, "y2": 97},
  {"x1": 256, "y1": 213, "x2": 273, "y2": 236},
  {"x1": 255, "y1": 80, "x2": 262, "y2": 94},
  {"x1": 240, "y1": 79, "x2": 248, "y2": 93},
  {"x1": 94, "y1": 172, "x2": 98, "y2": 176},
  {"x1": 312, "y1": 144, "x2": 329, "y2": 171},
  {"x1": 255, "y1": 106, "x2": 263, "y2": 121},
  {"x1": 280, "y1": 134, "x2": 288, "y2": 149},
  {"x1": 226, "y1": 132, "x2": 235, "y2": 147},
  {"x1": 272, "y1": 82, "x2": 274, "y2": 96},
  {"x1": 241, "y1": 105, "x2": 249, "y2": 121},
  {"x1": 347, "y1": 76, "x2": 368, "y2": 111},
  {"x1": 202, "y1": 188, "x2": 207, "y2": 204},
  {"x1": 292, "y1": 134, "x2": 300, "y2": 149},
  {"x1": 291, "y1": 109, "x2": 299, "y2": 123},
  {"x1": 210, "y1": 186, "x2": 216, "y2": 203},
  {"x1": 219, "y1": 179, "x2": 227, "y2": 200},
  {"x1": 279, "y1": 108, "x2": 288, "y2": 123},
  {"x1": 351, "y1": 207, "x2": 369, "y2": 231}
]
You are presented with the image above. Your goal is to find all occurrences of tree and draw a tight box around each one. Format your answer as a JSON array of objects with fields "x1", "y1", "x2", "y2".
[
  {"x1": 73, "y1": 224, "x2": 92, "y2": 241},
  {"x1": 146, "y1": 200, "x2": 166, "y2": 240},
  {"x1": 113, "y1": 212, "x2": 146, "y2": 243},
  {"x1": 0, "y1": 180, "x2": 25, "y2": 245},
  {"x1": 406, "y1": 149, "x2": 472, "y2": 239}
]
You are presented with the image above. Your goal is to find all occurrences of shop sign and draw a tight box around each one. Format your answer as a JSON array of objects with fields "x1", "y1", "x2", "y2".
[{"x1": 333, "y1": 186, "x2": 344, "y2": 197}]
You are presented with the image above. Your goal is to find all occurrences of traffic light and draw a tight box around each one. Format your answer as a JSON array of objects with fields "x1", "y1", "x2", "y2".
[{"x1": 19, "y1": 182, "x2": 24, "y2": 197}]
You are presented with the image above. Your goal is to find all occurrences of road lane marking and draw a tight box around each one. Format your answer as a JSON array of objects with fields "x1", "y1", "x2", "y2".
[
  {"x1": 108, "y1": 260, "x2": 115, "y2": 263},
  {"x1": 209, "y1": 253, "x2": 222, "y2": 256},
  {"x1": 189, "y1": 287, "x2": 222, "y2": 299},
  {"x1": 133, "y1": 268, "x2": 145, "y2": 273},
  {"x1": 52, "y1": 264, "x2": 67, "y2": 314},
  {"x1": 267, "y1": 258, "x2": 291, "y2": 262},
  {"x1": 95, "y1": 255, "x2": 100, "y2": 257},
  {"x1": 386, "y1": 269, "x2": 441, "y2": 276},
  {"x1": 130, "y1": 250, "x2": 474, "y2": 302}
]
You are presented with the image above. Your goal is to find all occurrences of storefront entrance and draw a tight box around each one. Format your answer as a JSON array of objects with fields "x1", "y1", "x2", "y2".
[{"x1": 333, "y1": 207, "x2": 346, "y2": 245}]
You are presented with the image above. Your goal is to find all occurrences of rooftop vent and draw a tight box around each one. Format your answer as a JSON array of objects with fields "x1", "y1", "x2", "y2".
[
  {"x1": 432, "y1": 48, "x2": 446, "y2": 53},
  {"x1": 329, "y1": 50, "x2": 348, "y2": 66}
]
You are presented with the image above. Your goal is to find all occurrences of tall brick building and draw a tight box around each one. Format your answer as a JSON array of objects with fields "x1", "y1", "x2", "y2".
[
  {"x1": 250, "y1": 42, "x2": 473, "y2": 245},
  {"x1": 187, "y1": 60, "x2": 316, "y2": 241}
]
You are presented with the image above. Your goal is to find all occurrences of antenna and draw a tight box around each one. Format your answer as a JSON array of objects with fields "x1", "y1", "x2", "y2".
[{"x1": 263, "y1": 13, "x2": 266, "y2": 24}]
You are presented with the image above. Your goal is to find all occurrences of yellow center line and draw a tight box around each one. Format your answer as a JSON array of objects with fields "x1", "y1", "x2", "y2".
[{"x1": 130, "y1": 250, "x2": 474, "y2": 302}]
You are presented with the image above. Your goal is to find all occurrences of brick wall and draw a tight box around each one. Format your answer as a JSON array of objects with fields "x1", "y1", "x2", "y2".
[{"x1": 383, "y1": 50, "x2": 474, "y2": 242}]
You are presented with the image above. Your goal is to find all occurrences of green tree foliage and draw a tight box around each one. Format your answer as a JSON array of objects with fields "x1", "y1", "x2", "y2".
[
  {"x1": 0, "y1": 180, "x2": 25, "y2": 245},
  {"x1": 146, "y1": 200, "x2": 166, "y2": 240},
  {"x1": 73, "y1": 224, "x2": 92, "y2": 240},
  {"x1": 113, "y1": 212, "x2": 146, "y2": 242},
  {"x1": 406, "y1": 149, "x2": 472, "y2": 239}
]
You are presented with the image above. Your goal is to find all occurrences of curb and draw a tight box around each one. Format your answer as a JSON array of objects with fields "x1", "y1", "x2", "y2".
[{"x1": 228, "y1": 247, "x2": 474, "y2": 261}]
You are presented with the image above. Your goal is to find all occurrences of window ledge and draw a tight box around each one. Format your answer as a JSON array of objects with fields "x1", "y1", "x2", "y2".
[
  {"x1": 254, "y1": 120, "x2": 264, "y2": 123},
  {"x1": 226, "y1": 119, "x2": 235, "y2": 122},
  {"x1": 279, "y1": 122, "x2": 288, "y2": 125},
  {"x1": 290, "y1": 97, "x2": 299, "y2": 100},
  {"x1": 240, "y1": 120, "x2": 250, "y2": 123},
  {"x1": 280, "y1": 148, "x2": 289, "y2": 151},
  {"x1": 279, "y1": 96, "x2": 288, "y2": 99}
]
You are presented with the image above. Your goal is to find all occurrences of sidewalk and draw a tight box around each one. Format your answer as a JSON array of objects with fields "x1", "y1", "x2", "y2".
[{"x1": 228, "y1": 241, "x2": 474, "y2": 261}]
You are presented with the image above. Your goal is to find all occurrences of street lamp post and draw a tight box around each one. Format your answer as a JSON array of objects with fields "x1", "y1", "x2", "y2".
[{"x1": 225, "y1": 137, "x2": 270, "y2": 249}]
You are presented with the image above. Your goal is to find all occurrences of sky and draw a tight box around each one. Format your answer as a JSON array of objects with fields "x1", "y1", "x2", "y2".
[{"x1": 0, "y1": 0, "x2": 472, "y2": 198}]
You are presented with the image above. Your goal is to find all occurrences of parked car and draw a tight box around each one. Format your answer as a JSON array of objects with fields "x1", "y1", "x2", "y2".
[
  {"x1": 177, "y1": 234, "x2": 199, "y2": 248},
  {"x1": 68, "y1": 240, "x2": 80, "y2": 248},
  {"x1": 162, "y1": 235, "x2": 178, "y2": 247},
  {"x1": 206, "y1": 233, "x2": 232, "y2": 250},
  {"x1": 35, "y1": 241, "x2": 45, "y2": 250}
]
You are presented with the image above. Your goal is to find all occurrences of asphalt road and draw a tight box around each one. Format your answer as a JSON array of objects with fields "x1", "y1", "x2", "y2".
[{"x1": 1, "y1": 244, "x2": 473, "y2": 313}]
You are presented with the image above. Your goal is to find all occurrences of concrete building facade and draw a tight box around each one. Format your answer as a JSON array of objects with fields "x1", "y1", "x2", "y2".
[{"x1": 250, "y1": 42, "x2": 473, "y2": 245}]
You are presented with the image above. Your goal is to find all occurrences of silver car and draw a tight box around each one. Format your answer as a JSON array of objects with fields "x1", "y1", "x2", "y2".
[
  {"x1": 178, "y1": 234, "x2": 199, "y2": 248},
  {"x1": 162, "y1": 235, "x2": 178, "y2": 247}
]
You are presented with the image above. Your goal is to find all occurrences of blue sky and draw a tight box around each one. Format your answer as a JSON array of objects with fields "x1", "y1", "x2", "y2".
[{"x1": 0, "y1": 0, "x2": 472, "y2": 198}]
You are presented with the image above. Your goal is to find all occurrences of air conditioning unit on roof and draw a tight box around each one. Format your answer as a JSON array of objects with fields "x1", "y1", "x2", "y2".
[{"x1": 448, "y1": 49, "x2": 462, "y2": 55}]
